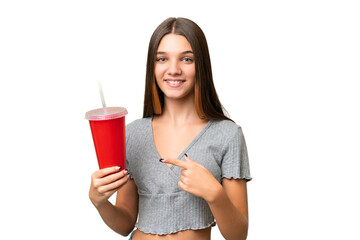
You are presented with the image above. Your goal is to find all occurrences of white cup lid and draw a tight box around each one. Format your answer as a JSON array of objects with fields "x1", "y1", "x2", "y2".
[{"x1": 85, "y1": 107, "x2": 128, "y2": 121}]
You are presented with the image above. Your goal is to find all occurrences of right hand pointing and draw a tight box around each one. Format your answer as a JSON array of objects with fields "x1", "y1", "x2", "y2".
[{"x1": 89, "y1": 166, "x2": 130, "y2": 208}]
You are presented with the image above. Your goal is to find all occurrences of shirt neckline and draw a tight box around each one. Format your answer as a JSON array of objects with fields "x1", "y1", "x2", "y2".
[{"x1": 148, "y1": 117, "x2": 213, "y2": 166}]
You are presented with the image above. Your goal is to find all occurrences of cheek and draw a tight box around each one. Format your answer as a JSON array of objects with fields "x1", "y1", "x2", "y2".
[
  {"x1": 185, "y1": 65, "x2": 196, "y2": 79},
  {"x1": 154, "y1": 65, "x2": 166, "y2": 88},
  {"x1": 155, "y1": 64, "x2": 166, "y2": 79}
]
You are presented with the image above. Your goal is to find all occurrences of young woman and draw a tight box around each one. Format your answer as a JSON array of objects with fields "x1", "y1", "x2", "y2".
[{"x1": 89, "y1": 17, "x2": 252, "y2": 240}]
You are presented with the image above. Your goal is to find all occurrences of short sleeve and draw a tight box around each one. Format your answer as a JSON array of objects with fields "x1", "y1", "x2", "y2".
[
  {"x1": 125, "y1": 125, "x2": 134, "y2": 179},
  {"x1": 221, "y1": 126, "x2": 252, "y2": 182}
]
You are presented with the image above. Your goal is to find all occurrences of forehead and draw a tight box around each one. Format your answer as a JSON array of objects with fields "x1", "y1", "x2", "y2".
[{"x1": 157, "y1": 34, "x2": 192, "y2": 53}]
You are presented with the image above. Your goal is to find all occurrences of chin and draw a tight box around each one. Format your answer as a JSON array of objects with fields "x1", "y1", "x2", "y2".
[
  {"x1": 164, "y1": 91, "x2": 193, "y2": 101},
  {"x1": 164, "y1": 94, "x2": 185, "y2": 100}
]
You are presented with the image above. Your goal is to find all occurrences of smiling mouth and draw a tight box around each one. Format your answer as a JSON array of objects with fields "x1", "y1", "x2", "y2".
[
  {"x1": 164, "y1": 79, "x2": 185, "y2": 87},
  {"x1": 165, "y1": 79, "x2": 185, "y2": 83}
]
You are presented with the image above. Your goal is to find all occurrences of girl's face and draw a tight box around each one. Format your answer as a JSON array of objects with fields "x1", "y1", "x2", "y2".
[{"x1": 155, "y1": 34, "x2": 196, "y2": 101}]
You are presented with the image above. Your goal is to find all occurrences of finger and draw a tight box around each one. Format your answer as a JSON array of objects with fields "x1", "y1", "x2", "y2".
[
  {"x1": 185, "y1": 155, "x2": 203, "y2": 169},
  {"x1": 162, "y1": 158, "x2": 188, "y2": 169},
  {"x1": 98, "y1": 174, "x2": 130, "y2": 193},
  {"x1": 178, "y1": 180, "x2": 188, "y2": 192},
  {"x1": 184, "y1": 154, "x2": 194, "y2": 163},
  {"x1": 180, "y1": 175, "x2": 189, "y2": 184},
  {"x1": 92, "y1": 166, "x2": 121, "y2": 179},
  {"x1": 180, "y1": 168, "x2": 189, "y2": 177},
  {"x1": 98, "y1": 169, "x2": 128, "y2": 186}
]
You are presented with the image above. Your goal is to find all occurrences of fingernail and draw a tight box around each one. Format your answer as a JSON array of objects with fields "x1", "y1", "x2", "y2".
[
  {"x1": 184, "y1": 153, "x2": 188, "y2": 158},
  {"x1": 159, "y1": 158, "x2": 164, "y2": 162},
  {"x1": 116, "y1": 166, "x2": 122, "y2": 170}
]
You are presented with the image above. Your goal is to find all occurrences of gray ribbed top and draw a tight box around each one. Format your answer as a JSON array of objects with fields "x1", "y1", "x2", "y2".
[{"x1": 126, "y1": 117, "x2": 251, "y2": 235}]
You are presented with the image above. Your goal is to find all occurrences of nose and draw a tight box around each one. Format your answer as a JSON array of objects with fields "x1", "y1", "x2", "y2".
[{"x1": 167, "y1": 59, "x2": 181, "y2": 76}]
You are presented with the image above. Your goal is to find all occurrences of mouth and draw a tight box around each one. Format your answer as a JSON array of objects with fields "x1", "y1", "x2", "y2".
[{"x1": 164, "y1": 79, "x2": 185, "y2": 88}]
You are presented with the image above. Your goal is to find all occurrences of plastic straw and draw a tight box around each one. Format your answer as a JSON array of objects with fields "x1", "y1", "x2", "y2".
[{"x1": 97, "y1": 81, "x2": 107, "y2": 113}]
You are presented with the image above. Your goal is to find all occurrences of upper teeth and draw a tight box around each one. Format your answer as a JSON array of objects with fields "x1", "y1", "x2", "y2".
[{"x1": 168, "y1": 80, "x2": 182, "y2": 84}]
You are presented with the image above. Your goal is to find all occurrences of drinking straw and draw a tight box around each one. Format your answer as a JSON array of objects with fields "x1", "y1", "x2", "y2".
[{"x1": 98, "y1": 81, "x2": 107, "y2": 113}]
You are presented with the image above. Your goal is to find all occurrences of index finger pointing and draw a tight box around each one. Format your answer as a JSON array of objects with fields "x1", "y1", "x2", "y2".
[{"x1": 162, "y1": 158, "x2": 188, "y2": 169}]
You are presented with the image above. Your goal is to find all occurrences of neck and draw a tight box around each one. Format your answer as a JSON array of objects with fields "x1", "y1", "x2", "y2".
[{"x1": 159, "y1": 94, "x2": 201, "y2": 125}]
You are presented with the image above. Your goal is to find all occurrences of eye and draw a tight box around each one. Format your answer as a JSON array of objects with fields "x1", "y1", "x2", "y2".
[
  {"x1": 183, "y1": 57, "x2": 193, "y2": 63},
  {"x1": 156, "y1": 57, "x2": 166, "y2": 62}
]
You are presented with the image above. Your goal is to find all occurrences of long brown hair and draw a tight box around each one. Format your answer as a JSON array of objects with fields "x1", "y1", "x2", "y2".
[{"x1": 143, "y1": 17, "x2": 232, "y2": 121}]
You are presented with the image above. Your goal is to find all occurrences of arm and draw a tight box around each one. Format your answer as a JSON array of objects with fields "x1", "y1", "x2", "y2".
[
  {"x1": 207, "y1": 179, "x2": 249, "y2": 240},
  {"x1": 162, "y1": 157, "x2": 249, "y2": 240},
  {"x1": 89, "y1": 167, "x2": 139, "y2": 236}
]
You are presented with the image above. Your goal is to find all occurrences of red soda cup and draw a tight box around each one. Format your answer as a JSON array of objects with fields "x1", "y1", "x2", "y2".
[{"x1": 85, "y1": 107, "x2": 128, "y2": 170}]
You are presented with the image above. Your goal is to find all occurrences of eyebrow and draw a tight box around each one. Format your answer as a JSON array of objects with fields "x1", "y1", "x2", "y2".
[{"x1": 156, "y1": 50, "x2": 194, "y2": 55}]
